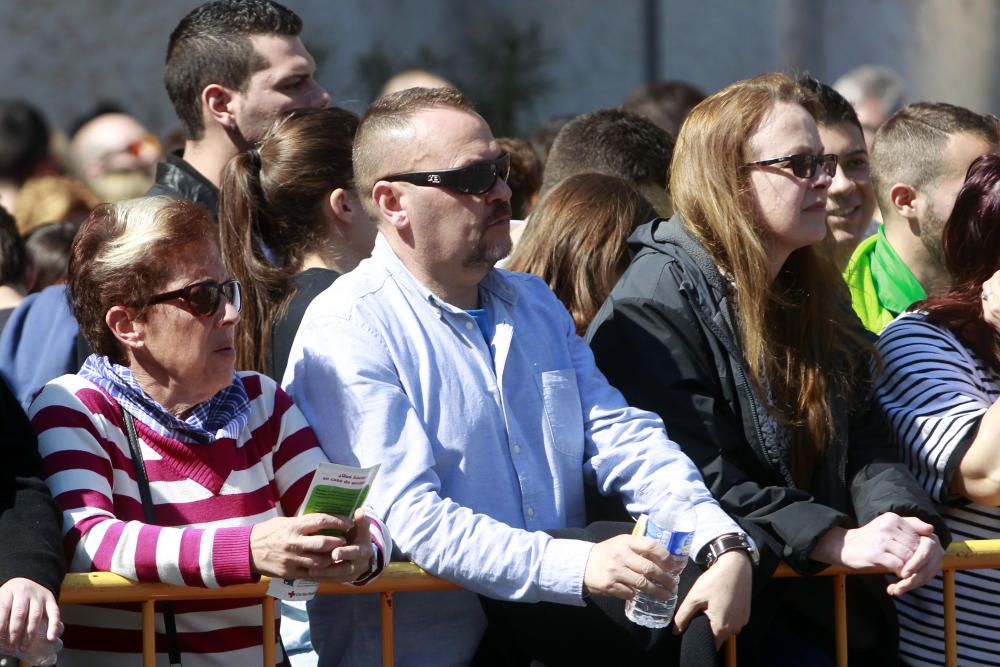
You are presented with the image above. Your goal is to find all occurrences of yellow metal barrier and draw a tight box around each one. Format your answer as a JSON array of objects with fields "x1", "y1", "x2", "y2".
[
  {"x1": 44, "y1": 540, "x2": 1000, "y2": 667},
  {"x1": 52, "y1": 563, "x2": 457, "y2": 667}
]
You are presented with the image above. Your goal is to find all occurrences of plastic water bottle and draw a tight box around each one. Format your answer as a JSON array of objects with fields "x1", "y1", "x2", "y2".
[
  {"x1": 625, "y1": 488, "x2": 696, "y2": 628},
  {"x1": 0, "y1": 620, "x2": 63, "y2": 666}
]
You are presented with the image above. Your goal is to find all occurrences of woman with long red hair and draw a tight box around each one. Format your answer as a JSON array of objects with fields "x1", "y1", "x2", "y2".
[{"x1": 589, "y1": 72, "x2": 947, "y2": 665}]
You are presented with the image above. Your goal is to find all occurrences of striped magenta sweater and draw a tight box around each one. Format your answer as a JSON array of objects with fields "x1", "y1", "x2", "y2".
[{"x1": 29, "y1": 371, "x2": 388, "y2": 667}]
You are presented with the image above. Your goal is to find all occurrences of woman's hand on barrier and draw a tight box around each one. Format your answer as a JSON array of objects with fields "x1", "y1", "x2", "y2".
[
  {"x1": 812, "y1": 512, "x2": 925, "y2": 572},
  {"x1": 0, "y1": 577, "x2": 61, "y2": 650},
  {"x1": 674, "y1": 550, "x2": 752, "y2": 649},
  {"x1": 308, "y1": 508, "x2": 377, "y2": 583},
  {"x1": 250, "y1": 513, "x2": 352, "y2": 578},
  {"x1": 887, "y1": 518, "x2": 943, "y2": 596}
]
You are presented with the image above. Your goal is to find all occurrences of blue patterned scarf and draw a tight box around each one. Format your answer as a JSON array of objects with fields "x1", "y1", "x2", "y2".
[{"x1": 80, "y1": 354, "x2": 251, "y2": 444}]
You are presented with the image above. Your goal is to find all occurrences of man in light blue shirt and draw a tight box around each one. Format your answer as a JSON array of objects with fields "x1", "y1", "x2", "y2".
[{"x1": 283, "y1": 87, "x2": 753, "y2": 666}]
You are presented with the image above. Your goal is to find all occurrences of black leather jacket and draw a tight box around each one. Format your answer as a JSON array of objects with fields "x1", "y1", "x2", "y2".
[{"x1": 145, "y1": 151, "x2": 219, "y2": 217}]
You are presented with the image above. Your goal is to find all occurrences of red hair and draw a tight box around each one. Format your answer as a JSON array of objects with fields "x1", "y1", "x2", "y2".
[{"x1": 917, "y1": 153, "x2": 1000, "y2": 371}]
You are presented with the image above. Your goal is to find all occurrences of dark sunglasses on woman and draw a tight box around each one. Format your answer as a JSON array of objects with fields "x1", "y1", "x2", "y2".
[
  {"x1": 381, "y1": 152, "x2": 511, "y2": 195},
  {"x1": 745, "y1": 152, "x2": 838, "y2": 179},
  {"x1": 147, "y1": 279, "x2": 243, "y2": 318}
]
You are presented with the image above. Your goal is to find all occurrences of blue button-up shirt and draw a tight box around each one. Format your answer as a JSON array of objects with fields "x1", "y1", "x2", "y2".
[{"x1": 284, "y1": 235, "x2": 739, "y2": 666}]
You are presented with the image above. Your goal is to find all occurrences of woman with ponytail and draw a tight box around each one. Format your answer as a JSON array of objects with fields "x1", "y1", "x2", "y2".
[{"x1": 219, "y1": 106, "x2": 375, "y2": 380}]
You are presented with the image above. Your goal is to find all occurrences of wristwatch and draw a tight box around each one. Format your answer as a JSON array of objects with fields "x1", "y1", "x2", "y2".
[
  {"x1": 701, "y1": 532, "x2": 759, "y2": 568},
  {"x1": 352, "y1": 544, "x2": 381, "y2": 584}
]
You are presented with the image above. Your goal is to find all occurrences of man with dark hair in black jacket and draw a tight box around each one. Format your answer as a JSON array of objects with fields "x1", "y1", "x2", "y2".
[{"x1": 148, "y1": 0, "x2": 330, "y2": 215}]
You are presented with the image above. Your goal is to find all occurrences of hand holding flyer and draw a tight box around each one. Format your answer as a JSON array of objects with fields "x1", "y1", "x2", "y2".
[
  {"x1": 266, "y1": 462, "x2": 380, "y2": 600},
  {"x1": 302, "y1": 462, "x2": 380, "y2": 536}
]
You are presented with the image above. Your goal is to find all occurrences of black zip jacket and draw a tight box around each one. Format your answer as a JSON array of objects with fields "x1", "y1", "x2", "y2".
[{"x1": 587, "y1": 216, "x2": 948, "y2": 664}]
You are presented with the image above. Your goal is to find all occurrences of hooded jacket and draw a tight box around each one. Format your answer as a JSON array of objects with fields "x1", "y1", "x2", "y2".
[{"x1": 587, "y1": 216, "x2": 947, "y2": 663}]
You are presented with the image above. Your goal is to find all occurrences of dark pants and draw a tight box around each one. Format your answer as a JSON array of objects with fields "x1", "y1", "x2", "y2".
[{"x1": 472, "y1": 522, "x2": 720, "y2": 667}]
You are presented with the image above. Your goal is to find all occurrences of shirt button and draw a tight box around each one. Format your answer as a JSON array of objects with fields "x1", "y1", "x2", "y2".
[
  {"x1": 526, "y1": 507, "x2": 535, "y2": 518},
  {"x1": 512, "y1": 444, "x2": 521, "y2": 455},
  {"x1": 465, "y1": 321, "x2": 475, "y2": 330}
]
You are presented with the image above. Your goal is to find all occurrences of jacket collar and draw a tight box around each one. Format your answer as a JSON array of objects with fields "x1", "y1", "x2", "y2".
[
  {"x1": 150, "y1": 151, "x2": 220, "y2": 216},
  {"x1": 648, "y1": 216, "x2": 729, "y2": 295}
]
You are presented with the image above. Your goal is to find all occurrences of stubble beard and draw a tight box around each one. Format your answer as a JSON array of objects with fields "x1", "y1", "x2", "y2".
[
  {"x1": 465, "y1": 233, "x2": 513, "y2": 268},
  {"x1": 919, "y1": 206, "x2": 948, "y2": 270},
  {"x1": 464, "y1": 202, "x2": 514, "y2": 268}
]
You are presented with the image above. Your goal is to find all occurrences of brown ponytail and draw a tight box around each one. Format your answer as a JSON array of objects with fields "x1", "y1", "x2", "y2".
[{"x1": 218, "y1": 106, "x2": 359, "y2": 373}]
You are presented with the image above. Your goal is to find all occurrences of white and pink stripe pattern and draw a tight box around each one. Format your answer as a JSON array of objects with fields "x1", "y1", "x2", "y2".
[{"x1": 29, "y1": 371, "x2": 387, "y2": 667}]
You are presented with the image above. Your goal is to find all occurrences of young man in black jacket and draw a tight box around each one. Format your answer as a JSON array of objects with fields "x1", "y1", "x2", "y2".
[{"x1": 148, "y1": 0, "x2": 330, "y2": 215}]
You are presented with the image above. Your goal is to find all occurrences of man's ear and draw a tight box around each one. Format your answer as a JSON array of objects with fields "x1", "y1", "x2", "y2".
[
  {"x1": 105, "y1": 306, "x2": 144, "y2": 352},
  {"x1": 202, "y1": 84, "x2": 236, "y2": 131},
  {"x1": 889, "y1": 183, "x2": 918, "y2": 220},
  {"x1": 372, "y1": 182, "x2": 408, "y2": 232}
]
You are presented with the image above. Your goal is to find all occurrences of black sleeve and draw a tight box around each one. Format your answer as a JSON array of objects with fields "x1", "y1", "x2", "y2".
[
  {"x1": 846, "y1": 362, "x2": 952, "y2": 546},
  {"x1": 0, "y1": 378, "x2": 66, "y2": 594},
  {"x1": 588, "y1": 269, "x2": 847, "y2": 575}
]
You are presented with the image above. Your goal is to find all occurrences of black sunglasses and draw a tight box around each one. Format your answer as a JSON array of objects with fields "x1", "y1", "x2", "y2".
[
  {"x1": 745, "y1": 153, "x2": 838, "y2": 179},
  {"x1": 147, "y1": 279, "x2": 242, "y2": 318},
  {"x1": 382, "y1": 153, "x2": 511, "y2": 195}
]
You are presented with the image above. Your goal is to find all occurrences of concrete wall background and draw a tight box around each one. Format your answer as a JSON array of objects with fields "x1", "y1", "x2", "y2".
[{"x1": 0, "y1": 0, "x2": 996, "y2": 139}]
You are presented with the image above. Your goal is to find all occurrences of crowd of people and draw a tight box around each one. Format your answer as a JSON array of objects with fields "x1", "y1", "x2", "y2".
[{"x1": 1, "y1": 1, "x2": 999, "y2": 666}]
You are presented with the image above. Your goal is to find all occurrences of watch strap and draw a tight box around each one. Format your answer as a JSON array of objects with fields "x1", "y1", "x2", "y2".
[{"x1": 703, "y1": 532, "x2": 757, "y2": 567}]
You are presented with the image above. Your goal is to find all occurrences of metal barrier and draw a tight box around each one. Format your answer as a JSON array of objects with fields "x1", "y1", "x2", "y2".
[
  {"x1": 43, "y1": 540, "x2": 1000, "y2": 667},
  {"x1": 51, "y1": 562, "x2": 458, "y2": 667}
]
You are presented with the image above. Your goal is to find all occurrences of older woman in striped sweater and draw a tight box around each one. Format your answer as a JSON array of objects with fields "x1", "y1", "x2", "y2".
[{"x1": 27, "y1": 196, "x2": 390, "y2": 667}]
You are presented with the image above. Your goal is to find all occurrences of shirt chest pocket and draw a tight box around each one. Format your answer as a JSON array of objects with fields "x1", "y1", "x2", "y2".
[{"x1": 535, "y1": 368, "x2": 585, "y2": 458}]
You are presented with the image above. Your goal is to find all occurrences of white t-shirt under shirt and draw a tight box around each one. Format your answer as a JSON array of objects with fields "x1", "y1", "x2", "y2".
[{"x1": 875, "y1": 312, "x2": 1000, "y2": 667}]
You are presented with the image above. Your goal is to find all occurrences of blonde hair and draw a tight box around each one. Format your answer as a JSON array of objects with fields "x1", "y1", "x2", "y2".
[
  {"x1": 13, "y1": 175, "x2": 98, "y2": 235},
  {"x1": 671, "y1": 72, "x2": 872, "y2": 485},
  {"x1": 507, "y1": 173, "x2": 654, "y2": 335}
]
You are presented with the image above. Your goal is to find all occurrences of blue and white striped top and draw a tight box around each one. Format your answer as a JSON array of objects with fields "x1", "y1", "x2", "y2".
[{"x1": 875, "y1": 311, "x2": 1000, "y2": 667}]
